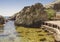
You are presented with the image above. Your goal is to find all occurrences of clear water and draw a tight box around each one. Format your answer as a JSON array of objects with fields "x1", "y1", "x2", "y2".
[{"x1": 0, "y1": 21, "x2": 20, "y2": 42}]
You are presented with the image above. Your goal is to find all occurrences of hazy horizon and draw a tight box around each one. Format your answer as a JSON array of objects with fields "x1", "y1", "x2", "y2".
[{"x1": 0, "y1": 0, "x2": 54, "y2": 16}]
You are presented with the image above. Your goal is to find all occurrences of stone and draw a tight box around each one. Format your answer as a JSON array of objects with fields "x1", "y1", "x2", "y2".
[
  {"x1": 8, "y1": 13, "x2": 18, "y2": 20},
  {"x1": 14, "y1": 3, "x2": 48, "y2": 27},
  {"x1": 0, "y1": 15, "x2": 5, "y2": 24},
  {"x1": 53, "y1": 2, "x2": 60, "y2": 11}
]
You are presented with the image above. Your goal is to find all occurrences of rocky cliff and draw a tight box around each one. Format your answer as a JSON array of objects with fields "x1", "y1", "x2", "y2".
[
  {"x1": 45, "y1": 2, "x2": 60, "y2": 12},
  {"x1": 14, "y1": 3, "x2": 48, "y2": 27},
  {"x1": 53, "y1": 2, "x2": 60, "y2": 11}
]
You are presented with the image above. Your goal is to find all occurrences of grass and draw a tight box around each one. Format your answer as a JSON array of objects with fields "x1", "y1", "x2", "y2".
[{"x1": 16, "y1": 26, "x2": 55, "y2": 42}]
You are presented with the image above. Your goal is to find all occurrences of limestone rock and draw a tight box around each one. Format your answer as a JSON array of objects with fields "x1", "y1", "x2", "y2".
[
  {"x1": 14, "y1": 3, "x2": 48, "y2": 27},
  {"x1": 53, "y1": 2, "x2": 60, "y2": 11},
  {"x1": 8, "y1": 13, "x2": 18, "y2": 20}
]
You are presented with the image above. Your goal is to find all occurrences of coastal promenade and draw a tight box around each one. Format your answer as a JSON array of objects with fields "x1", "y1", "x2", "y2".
[
  {"x1": 42, "y1": 21, "x2": 60, "y2": 41},
  {"x1": 43, "y1": 21, "x2": 60, "y2": 29}
]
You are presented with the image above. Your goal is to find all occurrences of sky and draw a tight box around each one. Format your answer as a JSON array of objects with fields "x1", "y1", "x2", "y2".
[{"x1": 0, "y1": 0, "x2": 55, "y2": 16}]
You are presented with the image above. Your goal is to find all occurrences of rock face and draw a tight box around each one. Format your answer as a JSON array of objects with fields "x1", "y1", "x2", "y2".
[
  {"x1": 0, "y1": 16, "x2": 5, "y2": 24},
  {"x1": 53, "y1": 2, "x2": 60, "y2": 11},
  {"x1": 14, "y1": 3, "x2": 48, "y2": 27},
  {"x1": 8, "y1": 13, "x2": 18, "y2": 20},
  {"x1": 15, "y1": 3, "x2": 48, "y2": 27}
]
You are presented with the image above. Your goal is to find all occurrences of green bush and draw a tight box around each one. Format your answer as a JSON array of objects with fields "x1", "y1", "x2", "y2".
[{"x1": 45, "y1": 8, "x2": 56, "y2": 20}]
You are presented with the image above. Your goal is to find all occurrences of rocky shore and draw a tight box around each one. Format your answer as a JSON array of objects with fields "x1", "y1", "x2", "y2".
[
  {"x1": 9, "y1": 3, "x2": 58, "y2": 27},
  {"x1": 8, "y1": 2, "x2": 60, "y2": 42},
  {"x1": 0, "y1": 15, "x2": 5, "y2": 25},
  {"x1": 9, "y1": 3, "x2": 48, "y2": 27}
]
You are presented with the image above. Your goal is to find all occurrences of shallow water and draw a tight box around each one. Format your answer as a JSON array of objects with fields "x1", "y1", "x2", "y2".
[
  {"x1": 0, "y1": 21, "x2": 20, "y2": 42},
  {"x1": 16, "y1": 26, "x2": 55, "y2": 42},
  {"x1": 0, "y1": 20, "x2": 55, "y2": 42}
]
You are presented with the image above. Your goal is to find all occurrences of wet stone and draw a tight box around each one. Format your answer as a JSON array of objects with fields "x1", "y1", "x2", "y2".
[
  {"x1": 44, "y1": 30, "x2": 48, "y2": 32},
  {"x1": 26, "y1": 32, "x2": 29, "y2": 33},
  {"x1": 16, "y1": 34, "x2": 24, "y2": 37},
  {"x1": 18, "y1": 32, "x2": 22, "y2": 33},
  {"x1": 38, "y1": 34, "x2": 44, "y2": 36},
  {"x1": 47, "y1": 33, "x2": 52, "y2": 35},
  {"x1": 40, "y1": 38, "x2": 46, "y2": 41},
  {"x1": 36, "y1": 31, "x2": 42, "y2": 32},
  {"x1": 28, "y1": 38, "x2": 31, "y2": 40}
]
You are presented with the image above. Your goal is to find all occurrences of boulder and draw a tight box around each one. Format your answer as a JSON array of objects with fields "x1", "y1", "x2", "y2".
[
  {"x1": 0, "y1": 15, "x2": 5, "y2": 24},
  {"x1": 53, "y1": 2, "x2": 60, "y2": 11},
  {"x1": 14, "y1": 3, "x2": 48, "y2": 27},
  {"x1": 8, "y1": 13, "x2": 18, "y2": 20}
]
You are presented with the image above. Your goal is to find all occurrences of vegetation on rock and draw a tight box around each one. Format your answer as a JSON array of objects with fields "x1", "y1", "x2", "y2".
[{"x1": 45, "y1": 8, "x2": 56, "y2": 20}]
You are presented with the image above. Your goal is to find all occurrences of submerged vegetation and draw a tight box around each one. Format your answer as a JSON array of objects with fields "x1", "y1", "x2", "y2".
[{"x1": 16, "y1": 26, "x2": 55, "y2": 42}]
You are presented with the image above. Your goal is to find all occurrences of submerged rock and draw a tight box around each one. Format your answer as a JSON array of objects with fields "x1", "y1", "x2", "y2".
[{"x1": 14, "y1": 3, "x2": 48, "y2": 27}]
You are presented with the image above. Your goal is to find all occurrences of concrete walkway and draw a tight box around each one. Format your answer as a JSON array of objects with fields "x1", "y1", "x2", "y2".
[
  {"x1": 45, "y1": 21, "x2": 60, "y2": 27},
  {"x1": 43, "y1": 21, "x2": 60, "y2": 41}
]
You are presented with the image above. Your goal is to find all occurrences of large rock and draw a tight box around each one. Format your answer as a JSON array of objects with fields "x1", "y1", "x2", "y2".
[
  {"x1": 53, "y1": 2, "x2": 60, "y2": 11},
  {"x1": 8, "y1": 13, "x2": 18, "y2": 20},
  {"x1": 0, "y1": 16, "x2": 5, "y2": 24},
  {"x1": 15, "y1": 3, "x2": 48, "y2": 27}
]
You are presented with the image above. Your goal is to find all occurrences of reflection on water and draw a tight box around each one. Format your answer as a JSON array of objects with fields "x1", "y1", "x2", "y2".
[
  {"x1": 0, "y1": 26, "x2": 4, "y2": 33},
  {"x1": 0, "y1": 21, "x2": 20, "y2": 42}
]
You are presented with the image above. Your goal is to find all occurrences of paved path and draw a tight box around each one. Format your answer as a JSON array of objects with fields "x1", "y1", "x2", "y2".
[
  {"x1": 45, "y1": 21, "x2": 60, "y2": 27},
  {"x1": 43, "y1": 21, "x2": 60, "y2": 41}
]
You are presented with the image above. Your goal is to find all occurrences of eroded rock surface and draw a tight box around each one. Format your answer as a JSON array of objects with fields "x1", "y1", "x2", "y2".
[{"x1": 14, "y1": 3, "x2": 48, "y2": 27}]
